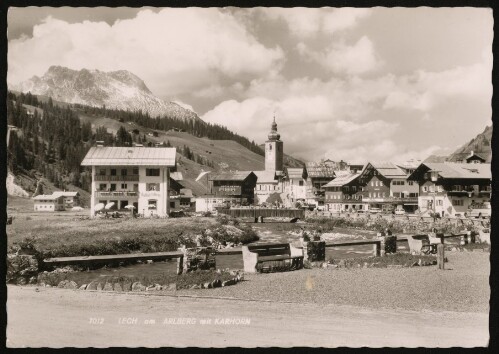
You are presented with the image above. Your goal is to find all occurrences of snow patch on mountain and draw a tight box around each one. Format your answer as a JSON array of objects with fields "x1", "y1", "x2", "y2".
[{"x1": 11, "y1": 66, "x2": 201, "y2": 122}]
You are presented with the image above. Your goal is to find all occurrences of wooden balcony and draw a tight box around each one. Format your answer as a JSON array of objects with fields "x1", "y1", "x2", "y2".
[
  {"x1": 95, "y1": 191, "x2": 139, "y2": 198},
  {"x1": 94, "y1": 175, "x2": 139, "y2": 182}
]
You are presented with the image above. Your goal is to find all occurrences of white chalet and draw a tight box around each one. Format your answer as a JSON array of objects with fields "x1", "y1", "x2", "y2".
[
  {"x1": 81, "y1": 147, "x2": 176, "y2": 218},
  {"x1": 33, "y1": 194, "x2": 65, "y2": 211}
]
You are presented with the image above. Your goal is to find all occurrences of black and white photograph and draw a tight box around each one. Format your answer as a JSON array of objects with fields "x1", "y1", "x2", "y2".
[{"x1": 4, "y1": 4, "x2": 493, "y2": 348}]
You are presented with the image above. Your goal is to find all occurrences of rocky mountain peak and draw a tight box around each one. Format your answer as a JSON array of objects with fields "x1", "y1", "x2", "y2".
[{"x1": 10, "y1": 66, "x2": 200, "y2": 122}]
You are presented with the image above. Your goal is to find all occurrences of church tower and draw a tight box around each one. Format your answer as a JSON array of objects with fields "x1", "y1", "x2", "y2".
[{"x1": 265, "y1": 116, "x2": 284, "y2": 172}]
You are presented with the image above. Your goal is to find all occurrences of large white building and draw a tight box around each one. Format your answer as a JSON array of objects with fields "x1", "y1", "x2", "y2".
[{"x1": 81, "y1": 147, "x2": 176, "y2": 217}]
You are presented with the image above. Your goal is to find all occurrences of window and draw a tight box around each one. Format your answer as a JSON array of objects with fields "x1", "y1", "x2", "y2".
[
  {"x1": 299, "y1": 181, "x2": 304, "y2": 186},
  {"x1": 148, "y1": 200, "x2": 157, "y2": 209},
  {"x1": 371, "y1": 181, "x2": 374, "y2": 186},
  {"x1": 146, "y1": 183, "x2": 160, "y2": 191},
  {"x1": 423, "y1": 186, "x2": 428, "y2": 192},
  {"x1": 344, "y1": 186, "x2": 349, "y2": 192},
  {"x1": 121, "y1": 169, "x2": 127, "y2": 176},
  {"x1": 121, "y1": 184, "x2": 128, "y2": 189},
  {"x1": 110, "y1": 184, "x2": 116, "y2": 191},
  {"x1": 352, "y1": 186, "x2": 357, "y2": 192},
  {"x1": 133, "y1": 168, "x2": 139, "y2": 175},
  {"x1": 146, "y1": 168, "x2": 160, "y2": 176},
  {"x1": 437, "y1": 200, "x2": 443, "y2": 206},
  {"x1": 269, "y1": 144, "x2": 272, "y2": 151},
  {"x1": 134, "y1": 184, "x2": 139, "y2": 192},
  {"x1": 110, "y1": 169, "x2": 117, "y2": 176},
  {"x1": 437, "y1": 185, "x2": 443, "y2": 192},
  {"x1": 170, "y1": 201, "x2": 175, "y2": 208},
  {"x1": 99, "y1": 169, "x2": 106, "y2": 176},
  {"x1": 99, "y1": 184, "x2": 107, "y2": 191},
  {"x1": 452, "y1": 199, "x2": 464, "y2": 206},
  {"x1": 408, "y1": 181, "x2": 414, "y2": 186}
]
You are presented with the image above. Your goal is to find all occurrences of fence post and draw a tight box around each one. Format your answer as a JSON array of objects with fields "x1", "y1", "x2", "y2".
[
  {"x1": 373, "y1": 242, "x2": 381, "y2": 257},
  {"x1": 176, "y1": 255, "x2": 183, "y2": 275},
  {"x1": 437, "y1": 244, "x2": 445, "y2": 270}
]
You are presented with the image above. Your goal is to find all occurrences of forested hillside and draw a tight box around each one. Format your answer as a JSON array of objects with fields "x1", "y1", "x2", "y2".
[
  {"x1": 73, "y1": 104, "x2": 264, "y2": 156},
  {"x1": 7, "y1": 91, "x2": 93, "y2": 192},
  {"x1": 6, "y1": 91, "x2": 276, "y2": 197}
]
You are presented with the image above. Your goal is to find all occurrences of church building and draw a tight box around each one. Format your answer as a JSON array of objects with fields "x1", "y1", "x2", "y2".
[
  {"x1": 265, "y1": 117, "x2": 284, "y2": 173},
  {"x1": 254, "y1": 117, "x2": 285, "y2": 205}
]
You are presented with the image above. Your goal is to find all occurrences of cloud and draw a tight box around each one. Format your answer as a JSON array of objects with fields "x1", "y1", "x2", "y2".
[
  {"x1": 383, "y1": 60, "x2": 491, "y2": 111},
  {"x1": 298, "y1": 36, "x2": 382, "y2": 75},
  {"x1": 8, "y1": 9, "x2": 285, "y2": 98},
  {"x1": 264, "y1": 8, "x2": 371, "y2": 38}
]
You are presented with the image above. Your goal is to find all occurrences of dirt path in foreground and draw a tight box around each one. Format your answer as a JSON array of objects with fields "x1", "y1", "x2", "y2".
[{"x1": 7, "y1": 286, "x2": 488, "y2": 348}]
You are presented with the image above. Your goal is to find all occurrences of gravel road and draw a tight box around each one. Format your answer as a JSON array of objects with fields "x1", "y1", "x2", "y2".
[
  {"x1": 178, "y1": 251, "x2": 489, "y2": 313},
  {"x1": 7, "y1": 285, "x2": 488, "y2": 348}
]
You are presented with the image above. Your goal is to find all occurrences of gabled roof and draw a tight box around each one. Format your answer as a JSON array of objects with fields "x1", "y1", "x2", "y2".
[
  {"x1": 81, "y1": 147, "x2": 176, "y2": 166},
  {"x1": 305, "y1": 162, "x2": 336, "y2": 178},
  {"x1": 466, "y1": 152, "x2": 488, "y2": 161},
  {"x1": 180, "y1": 188, "x2": 193, "y2": 197},
  {"x1": 253, "y1": 171, "x2": 278, "y2": 184},
  {"x1": 209, "y1": 171, "x2": 256, "y2": 181},
  {"x1": 52, "y1": 191, "x2": 79, "y2": 197},
  {"x1": 33, "y1": 194, "x2": 63, "y2": 201},
  {"x1": 169, "y1": 177, "x2": 185, "y2": 192},
  {"x1": 420, "y1": 162, "x2": 491, "y2": 179},
  {"x1": 366, "y1": 162, "x2": 407, "y2": 178},
  {"x1": 286, "y1": 167, "x2": 307, "y2": 179},
  {"x1": 323, "y1": 173, "x2": 361, "y2": 187}
]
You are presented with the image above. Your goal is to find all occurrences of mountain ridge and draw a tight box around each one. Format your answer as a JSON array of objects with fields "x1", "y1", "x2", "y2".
[{"x1": 10, "y1": 66, "x2": 200, "y2": 122}]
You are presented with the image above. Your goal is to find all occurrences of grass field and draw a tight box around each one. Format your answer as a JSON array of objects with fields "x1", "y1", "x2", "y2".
[{"x1": 7, "y1": 211, "x2": 217, "y2": 259}]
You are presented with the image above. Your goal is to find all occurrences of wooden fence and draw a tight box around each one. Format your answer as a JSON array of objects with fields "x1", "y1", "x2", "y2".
[
  {"x1": 218, "y1": 208, "x2": 305, "y2": 219},
  {"x1": 307, "y1": 211, "x2": 489, "y2": 227},
  {"x1": 42, "y1": 233, "x2": 469, "y2": 267}
]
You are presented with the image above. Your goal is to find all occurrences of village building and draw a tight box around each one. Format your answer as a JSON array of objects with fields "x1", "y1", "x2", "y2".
[
  {"x1": 359, "y1": 162, "x2": 419, "y2": 213},
  {"x1": 304, "y1": 162, "x2": 336, "y2": 207},
  {"x1": 81, "y1": 146, "x2": 176, "y2": 217},
  {"x1": 407, "y1": 162, "x2": 491, "y2": 217},
  {"x1": 253, "y1": 171, "x2": 282, "y2": 205},
  {"x1": 465, "y1": 151, "x2": 489, "y2": 164},
  {"x1": 449, "y1": 150, "x2": 491, "y2": 164},
  {"x1": 196, "y1": 171, "x2": 257, "y2": 212},
  {"x1": 52, "y1": 191, "x2": 80, "y2": 209},
  {"x1": 323, "y1": 172, "x2": 364, "y2": 212},
  {"x1": 282, "y1": 167, "x2": 308, "y2": 207},
  {"x1": 347, "y1": 161, "x2": 365, "y2": 173},
  {"x1": 33, "y1": 194, "x2": 65, "y2": 211}
]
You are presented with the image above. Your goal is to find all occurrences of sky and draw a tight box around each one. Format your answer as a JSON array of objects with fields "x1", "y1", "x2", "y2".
[{"x1": 7, "y1": 7, "x2": 493, "y2": 163}]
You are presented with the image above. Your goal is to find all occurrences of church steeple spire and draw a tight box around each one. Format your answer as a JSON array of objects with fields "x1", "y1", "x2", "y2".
[{"x1": 268, "y1": 114, "x2": 280, "y2": 141}]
